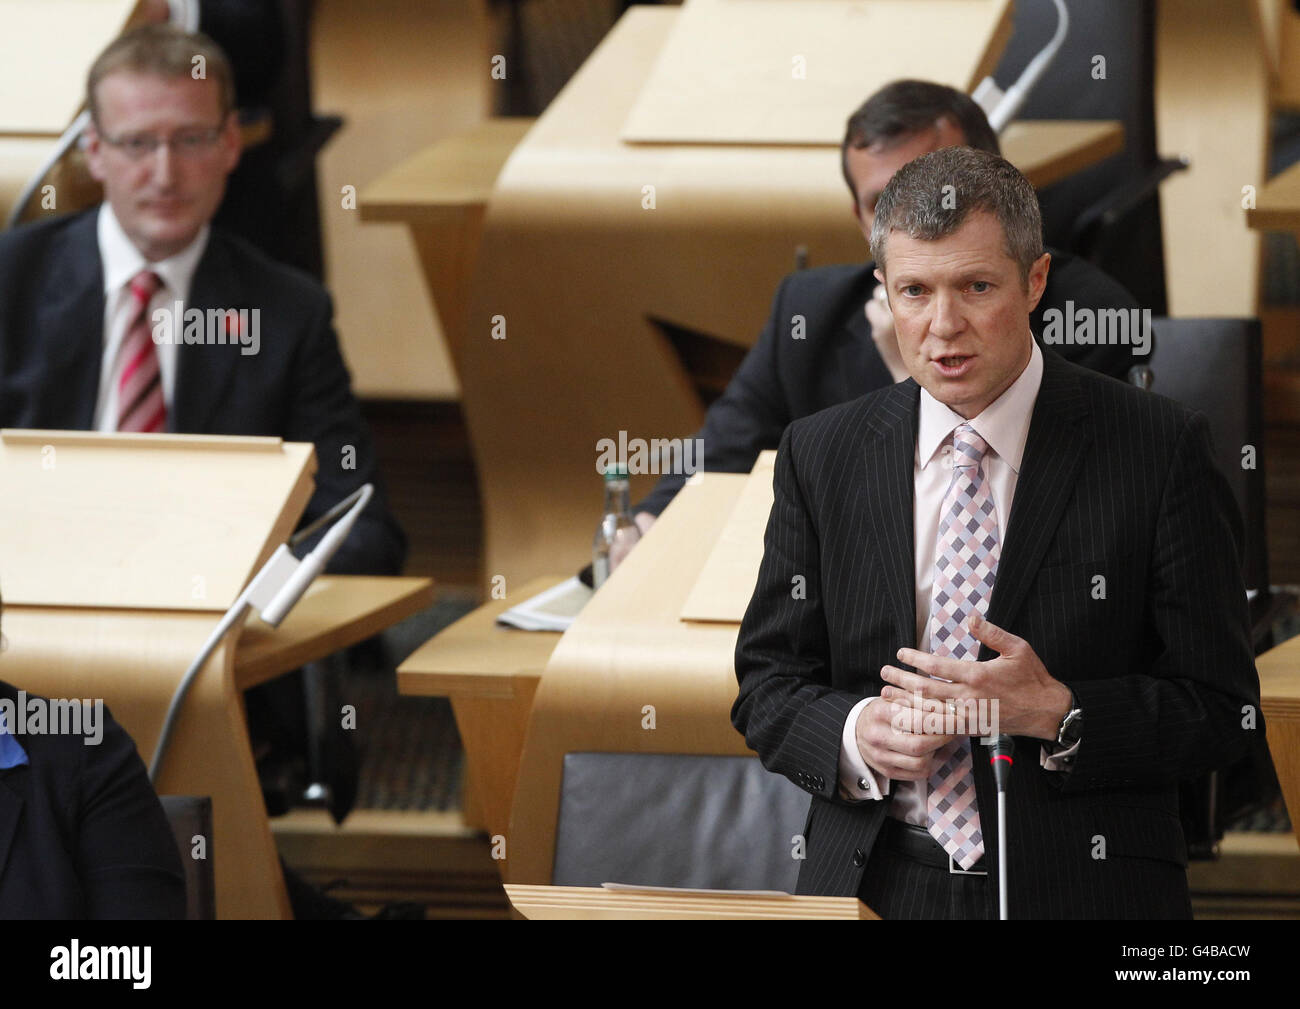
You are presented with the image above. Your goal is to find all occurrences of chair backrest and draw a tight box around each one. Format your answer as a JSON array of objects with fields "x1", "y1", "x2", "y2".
[
  {"x1": 159, "y1": 795, "x2": 216, "y2": 921},
  {"x1": 1143, "y1": 317, "x2": 1267, "y2": 593},
  {"x1": 553, "y1": 752, "x2": 808, "y2": 891}
]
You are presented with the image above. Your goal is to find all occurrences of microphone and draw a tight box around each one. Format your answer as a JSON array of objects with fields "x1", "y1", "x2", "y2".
[
  {"x1": 989, "y1": 734, "x2": 1015, "y2": 791},
  {"x1": 986, "y1": 734, "x2": 1015, "y2": 920},
  {"x1": 148, "y1": 484, "x2": 375, "y2": 782}
]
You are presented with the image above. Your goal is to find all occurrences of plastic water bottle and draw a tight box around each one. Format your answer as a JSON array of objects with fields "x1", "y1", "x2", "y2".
[{"x1": 592, "y1": 463, "x2": 641, "y2": 589}]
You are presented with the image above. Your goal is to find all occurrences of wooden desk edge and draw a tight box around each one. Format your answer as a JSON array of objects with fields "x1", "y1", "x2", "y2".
[
  {"x1": 235, "y1": 577, "x2": 436, "y2": 688},
  {"x1": 396, "y1": 666, "x2": 545, "y2": 699}
]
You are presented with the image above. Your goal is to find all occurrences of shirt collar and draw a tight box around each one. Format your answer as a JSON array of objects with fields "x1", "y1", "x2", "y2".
[
  {"x1": 917, "y1": 340, "x2": 1044, "y2": 472},
  {"x1": 0, "y1": 707, "x2": 29, "y2": 770},
  {"x1": 98, "y1": 202, "x2": 209, "y2": 301}
]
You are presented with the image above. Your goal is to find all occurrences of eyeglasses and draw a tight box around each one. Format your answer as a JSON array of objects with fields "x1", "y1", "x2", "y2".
[{"x1": 100, "y1": 126, "x2": 225, "y2": 161}]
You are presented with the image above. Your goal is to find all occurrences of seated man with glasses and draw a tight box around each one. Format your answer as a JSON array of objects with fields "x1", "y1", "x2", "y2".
[
  {"x1": 0, "y1": 22, "x2": 404, "y2": 575},
  {"x1": 0, "y1": 25, "x2": 405, "y2": 909}
]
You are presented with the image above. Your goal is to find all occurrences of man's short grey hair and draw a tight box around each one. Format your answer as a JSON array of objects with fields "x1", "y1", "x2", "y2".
[{"x1": 869, "y1": 146, "x2": 1043, "y2": 285}]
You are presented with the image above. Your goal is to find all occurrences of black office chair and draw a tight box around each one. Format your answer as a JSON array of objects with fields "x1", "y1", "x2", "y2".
[
  {"x1": 159, "y1": 795, "x2": 216, "y2": 921},
  {"x1": 553, "y1": 753, "x2": 809, "y2": 890},
  {"x1": 1132, "y1": 317, "x2": 1289, "y2": 855}
]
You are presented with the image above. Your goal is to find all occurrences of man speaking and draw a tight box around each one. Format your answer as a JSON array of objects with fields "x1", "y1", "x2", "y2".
[{"x1": 732, "y1": 147, "x2": 1260, "y2": 919}]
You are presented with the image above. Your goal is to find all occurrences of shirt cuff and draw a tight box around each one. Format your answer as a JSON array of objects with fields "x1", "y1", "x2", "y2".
[
  {"x1": 1040, "y1": 738, "x2": 1079, "y2": 772},
  {"x1": 838, "y1": 696, "x2": 891, "y2": 800}
]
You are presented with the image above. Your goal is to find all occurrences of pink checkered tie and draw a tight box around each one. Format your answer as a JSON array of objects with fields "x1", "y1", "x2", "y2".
[
  {"x1": 116, "y1": 270, "x2": 165, "y2": 433},
  {"x1": 925, "y1": 423, "x2": 999, "y2": 869}
]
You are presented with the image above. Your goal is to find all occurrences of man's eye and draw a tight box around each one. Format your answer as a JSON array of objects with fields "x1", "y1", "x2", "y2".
[
  {"x1": 903, "y1": 285, "x2": 924, "y2": 297},
  {"x1": 125, "y1": 137, "x2": 154, "y2": 155},
  {"x1": 970, "y1": 281, "x2": 991, "y2": 293}
]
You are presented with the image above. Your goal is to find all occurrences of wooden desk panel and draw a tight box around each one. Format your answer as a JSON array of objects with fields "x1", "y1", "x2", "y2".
[
  {"x1": 397, "y1": 575, "x2": 563, "y2": 837},
  {"x1": 235, "y1": 575, "x2": 435, "y2": 689},
  {"x1": 1257, "y1": 633, "x2": 1300, "y2": 852}
]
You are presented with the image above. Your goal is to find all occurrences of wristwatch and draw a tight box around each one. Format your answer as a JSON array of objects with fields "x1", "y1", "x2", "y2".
[{"x1": 1055, "y1": 690, "x2": 1083, "y2": 750}]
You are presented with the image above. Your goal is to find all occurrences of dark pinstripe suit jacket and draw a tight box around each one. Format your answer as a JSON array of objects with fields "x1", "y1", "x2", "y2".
[{"x1": 732, "y1": 349, "x2": 1262, "y2": 919}]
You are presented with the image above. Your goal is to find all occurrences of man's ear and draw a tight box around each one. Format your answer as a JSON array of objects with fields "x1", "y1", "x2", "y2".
[
  {"x1": 852, "y1": 200, "x2": 873, "y2": 245},
  {"x1": 873, "y1": 266, "x2": 886, "y2": 287},
  {"x1": 84, "y1": 122, "x2": 106, "y2": 183},
  {"x1": 217, "y1": 111, "x2": 242, "y2": 174},
  {"x1": 1025, "y1": 251, "x2": 1051, "y2": 313}
]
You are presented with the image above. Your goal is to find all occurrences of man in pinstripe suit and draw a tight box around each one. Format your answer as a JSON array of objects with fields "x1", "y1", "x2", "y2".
[{"x1": 732, "y1": 147, "x2": 1261, "y2": 919}]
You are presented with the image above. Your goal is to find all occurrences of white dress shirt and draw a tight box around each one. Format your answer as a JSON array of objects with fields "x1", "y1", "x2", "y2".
[
  {"x1": 837, "y1": 340, "x2": 1073, "y2": 822},
  {"x1": 93, "y1": 203, "x2": 209, "y2": 431}
]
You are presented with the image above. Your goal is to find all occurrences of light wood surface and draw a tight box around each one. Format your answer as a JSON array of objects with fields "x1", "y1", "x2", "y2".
[
  {"x1": 234, "y1": 575, "x2": 435, "y2": 689},
  {"x1": 681, "y1": 451, "x2": 775, "y2": 623},
  {"x1": 0, "y1": 0, "x2": 139, "y2": 135},
  {"x1": 998, "y1": 119, "x2": 1124, "y2": 191},
  {"x1": 397, "y1": 575, "x2": 562, "y2": 837},
  {"x1": 0, "y1": 432, "x2": 431, "y2": 917},
  {"x1": 4, "y1": 605, "x2": 290, "y2": 918},
  {"x1": 0, "y1": 431, "x2": 318, "y2": 919},
  {"x1": 505, "y1": 884, "x2": 875, "y2": 919},
  {"x1": 505, "y1": 471, "x2": 751, "y2": 885},
  {"x1": 1155, "y1": 0, "x2": 1267, "y2": 316},
  {"x1": 622, "y1": 0, "x2": 1012, "y2": 144},
  {"x1": 1260, "y1": 0, "x2": 1300, "y2": 110},
  {"x1": 0, "y1": 430, "x2": 314, "y2": 611},
  {"x1": 378, "y1": 6, "x2": 1126, "y2": 591},
  {"x1": 360, "y1": 118, "x2": 532, "y2": 370},
  {"x1": 396, "y1": 574, "x2": 563, "y2": 697},
  {"x1": 1246, "y1": 158, "x2": 1300, "y2": 231},
  {"x1": 313, "y1": 0, "x2": 491, "y2": 400},
  {"x1": 1257, "y1": 633, "x2": 1300, "y2": 851},
  {"x1": 361, "y1": 119, "x2": 534, "y2": 219}
]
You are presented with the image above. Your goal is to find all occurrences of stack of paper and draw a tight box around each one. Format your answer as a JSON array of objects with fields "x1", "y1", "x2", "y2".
[{"x1": 496, "y1": 576, "x2": 593, "y2": 632}]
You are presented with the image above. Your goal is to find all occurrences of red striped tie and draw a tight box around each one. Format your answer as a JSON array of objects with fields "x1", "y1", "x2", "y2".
[{"x1": 116, "y1": 270, "x2": 166, "y2": 433}]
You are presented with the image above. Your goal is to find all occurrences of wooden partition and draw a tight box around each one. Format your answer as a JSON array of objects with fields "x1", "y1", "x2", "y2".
[
  {"x1": 504, "y1": 469, "x2": 755, "y2": 886},
  {"x1": 366, "y1": 2, "x2": 1129, "y2": 593}
]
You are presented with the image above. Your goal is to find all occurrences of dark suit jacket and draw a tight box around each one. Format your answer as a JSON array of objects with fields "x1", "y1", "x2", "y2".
[
  {"x1": 732, "y1": 350, "x2": 1261, "y2": 919},
  {"x1": 0, "y1": 681, "x2": 185, "y2": 919},
  {"x1": 0, "y1": 208, "x2": 405, "y2": 575},
  {"x1": 638, "y1": 252, "x2": 1140, "y2": 517}
]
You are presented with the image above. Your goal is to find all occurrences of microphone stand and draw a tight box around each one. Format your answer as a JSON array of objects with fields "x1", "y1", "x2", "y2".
[{"x1": 987, "y1": 735, "x2": 1015, "y2": 920}]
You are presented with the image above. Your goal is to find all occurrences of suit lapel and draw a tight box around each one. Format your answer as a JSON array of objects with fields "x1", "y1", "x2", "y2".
[
  {"x1": 171, "y1": 233, "x2": 242, "y2": 434},
  {"x1": 35, "y1": 211, "x2": 103, "y2": 429},
  {"x1": 981, "y1": 350, "x2": 1092, "y2": 646},
  {"x1": 862, "y1": 380, "x2": 920, "y2": 655}
]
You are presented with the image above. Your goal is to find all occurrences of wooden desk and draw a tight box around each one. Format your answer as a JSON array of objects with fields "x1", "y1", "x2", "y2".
[
  {"x1": 397, "y1": 575, "x2": 562, "y2": 838},
  {"x1": 361, "y1": 118, "x2": 534, "y2": 368},
  {"x1": 1257, "y1": 633, "x2": 1300, "y2": 852},
  {"x1": 4, "y1": 573, "x2": 433, "y2": 919},
  {"x1": 505, "y1": 884, "x2": 874, "y2": 920},
  {"x1": 372, "y1": 6, "x2": 1126, "y2": 591},
  {"x1": 236, "y1": 575, "x2": 435, "y2": 689},
  {"x1": 1155, "y1": 0, "x2": 1268, "y2": 316},
  {"x1": 1246, "y1": 159, "x2": 1300, "y2": 233},
  {"x1": 506, "y1": 473, "x2": 750, "y2": 885},
  {"x1": 999, "y1": 119, "x2": 1123, "y2": 191}
]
